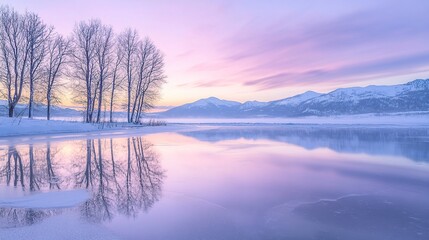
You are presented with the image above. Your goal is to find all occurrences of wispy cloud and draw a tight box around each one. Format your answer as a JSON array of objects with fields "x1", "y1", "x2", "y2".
[
  {"x1": 188, "y1": 2, "x2": 429, "y2": 91},
  {"x1": 244, "y1": 52, "x2": 429, "y2": 89}
]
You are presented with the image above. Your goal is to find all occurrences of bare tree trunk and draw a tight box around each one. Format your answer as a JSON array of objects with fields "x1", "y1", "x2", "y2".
[
  {"x1": 96, "y1": 81, "x2": 103, "y2": 123},
  {"x1": 29, "y1": 78, "x2": 34, "y2": 118},
  {"x1": 135, "y1": 94, "x2": 145, "y2": 123},
  {"x1": 86, "y1": 92, "x2": 91, "y2": 123},
  {"x1": 86, "y1": 63, "x2": 93, "y2": 123},
  {"x1": 8, "y1": 104, "x2": 14, "y2": 117},
  {"x1": 127, "y1": 78, "x2": 131, "y2": 122},
  {"x1": 47, "y1": 92, "x2": 51, "y2": 120},
  {"x1": 89, "y1": 77, "x2": 99, "y2": 122},
  {"x1": 109, "y1": 85, "x2": 115, "y2": 122}
]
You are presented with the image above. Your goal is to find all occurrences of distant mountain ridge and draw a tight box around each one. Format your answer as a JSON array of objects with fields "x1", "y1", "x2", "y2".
[
  {"x1": 159, "y1": 79, "x2": 429, "y2": 117},
  {"x1": 0, "y1": 100, "x2": 82, "y2": 118}
]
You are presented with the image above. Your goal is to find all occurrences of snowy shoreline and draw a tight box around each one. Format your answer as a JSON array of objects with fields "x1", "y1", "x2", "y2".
[
  {"x1": 0, "y1": 117, "x2": 197, "y2": 145},
  {"x1": 1, "y1": 113, "x2": 429, "y2": 140}
]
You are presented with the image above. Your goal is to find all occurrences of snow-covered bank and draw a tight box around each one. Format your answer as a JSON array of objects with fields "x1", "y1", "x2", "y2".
[
  {"x1": 0, "y1": 117, "x2": 116, "y2": 137},
  {"x1": 0, "y1": 117, "x2": 197, "y2": 145},
  {"x1": 0, "y1": 117, "x2": 185, "y2": 139}
]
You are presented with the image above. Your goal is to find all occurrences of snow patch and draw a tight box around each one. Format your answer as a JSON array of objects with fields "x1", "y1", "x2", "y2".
[
  {"x1": 272, "y1": 91, "x2": 322, "y2": 106},
  {"x1": 240, "y1": 100, "x2": 269, "y2": 109}
]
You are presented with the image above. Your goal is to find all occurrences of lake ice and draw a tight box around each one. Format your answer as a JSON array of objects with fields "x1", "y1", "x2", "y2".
[{"x1": 0, "y1": 125, "x2": 428, "y2": 240}]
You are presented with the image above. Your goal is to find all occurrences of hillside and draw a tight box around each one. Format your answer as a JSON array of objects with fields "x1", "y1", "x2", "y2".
[{"x1": 159, "y1": 79, "x2": 429, "y2": 117}]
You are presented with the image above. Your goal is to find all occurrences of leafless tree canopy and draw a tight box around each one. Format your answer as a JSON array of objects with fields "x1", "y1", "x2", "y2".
[
  {"x1": 25, "y1": 12, "x2": 52, "y2": 118},
  {"x1": 0, "y1": 5, "x2": 167, "y2": 123},
  {"x1": 70, "y1": 22, "x2": 166, "y2": 123},
  {"x1": 44, "y1": 34, "x2": 70, "y2": 120},
  {"x1": 0, "y1": 6, "x2": 29, "y2": 117}
]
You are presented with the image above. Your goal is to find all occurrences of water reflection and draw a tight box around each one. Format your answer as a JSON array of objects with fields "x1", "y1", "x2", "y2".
[
  {"x1": 180, "y1": 126, "x2": 429, "y2": 162},
  {"x1": 0, "y1": 136, "x2": 164, "y2": 226},
  {"x1": 0, "y1": 126, "x2": 428, "y2": 239}
]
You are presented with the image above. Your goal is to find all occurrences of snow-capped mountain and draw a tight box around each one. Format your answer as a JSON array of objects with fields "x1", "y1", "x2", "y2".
[
  {"x1": 159, "y1": 79, "x2": 429, "y2": 118},
  {"x1": 162, "y1": 97, "x2": 242, "y2": 117},
  {"x1": 271, "y1": 91, "x2": 322, "y2": 106},
  {"x1": 298, "y1": 79, "x2": 429, "y2": 115},
  {"x1": 183, "y1": 97, "x2": 241, "y2": 108},
  {"x1": 240, "y1": 101, "x2": 269, "y2": 110}
]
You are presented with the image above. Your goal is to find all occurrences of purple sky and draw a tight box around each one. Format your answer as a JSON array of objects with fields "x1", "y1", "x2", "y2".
[{"x1": 5, "y1": 0, "x2": 429, "y2": 106}]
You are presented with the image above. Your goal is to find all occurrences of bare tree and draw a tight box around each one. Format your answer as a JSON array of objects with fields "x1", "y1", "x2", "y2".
[
  {"x1": 0, "y1": 6, "x2": 166, "y2": 123},
  {"x1": 71, "y1": 20, "x2": 100, "y2": 123},
  {"x1": 94, "y1": 25, "x2": 114, "y2": 123},
  {"x1": 45, "y1": 35, "x2": 70, "y2": 120},
  {"x1": 119, "y1": 37, "x2": 167, "y2": 124},
  {"x1": 0, "y1": 6, "x2": 29, "y2": 117},
  {"x1": 108, "y1": 40, "x2": 124, "y2": 122},
  {"x1": 118, "y1": 29, "x2": 139, "y2": 123},
  {"x1": 25, "y1": 12, "x2": 52, "y2": 118},
  {"x1": 130, "y1": 38, "x2": 152, "y2": 123},
  {"x1": 132, "y1": 40, "x2": 166, "y2": 123}
]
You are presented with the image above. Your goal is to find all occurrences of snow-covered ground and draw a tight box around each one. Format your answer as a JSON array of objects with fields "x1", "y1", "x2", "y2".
[
  {"x1": 0, "y1": 117, "x2": 186, "y2": 138},
  {"x1": 1, "y1": 112, "x2": 428, "y2": 139},
  {"x1": 0, "y1": 117, "x2": 122, "y2": 137}
]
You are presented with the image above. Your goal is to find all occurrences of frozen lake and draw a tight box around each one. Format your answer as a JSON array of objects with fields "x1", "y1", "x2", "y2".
[{"x1": 0, "y1": 125, "x2": 428, "y2": 239}]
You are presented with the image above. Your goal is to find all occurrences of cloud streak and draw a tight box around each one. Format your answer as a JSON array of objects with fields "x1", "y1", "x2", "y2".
[{"x1": 190, "y1": 2, "x2": 429, "y2": 91}]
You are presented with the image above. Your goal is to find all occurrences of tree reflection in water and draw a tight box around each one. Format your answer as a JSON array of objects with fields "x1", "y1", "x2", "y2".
[{"x1": 0, "y1": 136, "x2": 164, "y2": 226}]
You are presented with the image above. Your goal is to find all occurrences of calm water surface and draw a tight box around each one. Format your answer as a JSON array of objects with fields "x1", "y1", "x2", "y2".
[{"x1": 0, "y1": 126, "x2": 428, "y2": 240}]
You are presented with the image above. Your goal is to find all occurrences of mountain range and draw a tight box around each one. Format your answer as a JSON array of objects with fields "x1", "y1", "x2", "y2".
[
  {"x1": 0, "y1": 100, "x2": 82, "y2": 119},
  {"x1": 158, "y1": 79, "x2": 429, "y2": 118}
]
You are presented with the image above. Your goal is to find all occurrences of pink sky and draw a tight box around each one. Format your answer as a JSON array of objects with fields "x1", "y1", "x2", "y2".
[{"x1": 4, "y1": 0, "x2": 429, "y2": 106}]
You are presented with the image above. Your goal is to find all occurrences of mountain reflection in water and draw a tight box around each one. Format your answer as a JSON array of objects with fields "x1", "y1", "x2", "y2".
[{"x1": 180, "y1": 126, "x2": 429, "y2": 162}]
